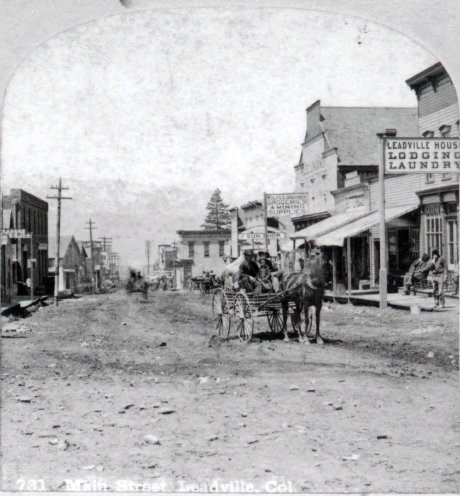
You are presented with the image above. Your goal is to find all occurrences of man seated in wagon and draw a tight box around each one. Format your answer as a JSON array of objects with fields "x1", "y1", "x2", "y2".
[{"x1": 238, "y1": 249, "x2": 261, "y2": 293}]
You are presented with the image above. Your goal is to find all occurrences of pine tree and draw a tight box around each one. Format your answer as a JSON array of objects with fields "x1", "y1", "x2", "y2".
[{"x1": 201, "y1": 189, "x2": 232, "y2": 230}]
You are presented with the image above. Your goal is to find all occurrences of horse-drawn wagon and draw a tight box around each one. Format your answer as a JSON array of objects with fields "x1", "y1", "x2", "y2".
[
  {"x1": 211, "y1": 288, "x2": 305, "y2": 342},
  {"x1": 126, "y1": 271, "x2": 149, "y2": 300}
]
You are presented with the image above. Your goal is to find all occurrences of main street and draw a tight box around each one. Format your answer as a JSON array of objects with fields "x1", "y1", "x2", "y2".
[{"x1": 1, "y1": 291, "x2": 459, "y2": 493}]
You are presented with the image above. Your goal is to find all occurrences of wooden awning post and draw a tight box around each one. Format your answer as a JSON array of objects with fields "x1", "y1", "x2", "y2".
[
  {"x1": 347, "y1": 237, "x2": 352, "y2": 304},
  {"x1": 332, "y1": 246, "x2": 337, "y2": 303}
]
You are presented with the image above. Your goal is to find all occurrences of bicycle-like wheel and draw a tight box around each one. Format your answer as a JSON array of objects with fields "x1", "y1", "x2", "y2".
[
  {"x1": 267, "y1": 307, "x2": 283, "y2": 334},
  {"x1": 235, "y1": 293, "x2": 254, "y2": 342},
  {"x1": 212, "y1": 289, "x2": 231, "y2": 338}
]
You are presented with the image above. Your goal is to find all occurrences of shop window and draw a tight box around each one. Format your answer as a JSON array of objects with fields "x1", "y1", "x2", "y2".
[
  {"x1": 447, "y1": 220, "x2": 458, "y2": 269},
  {"x1": 410, "y1": 228, "x2": 420, "y2": 258},
  {"x1": 204, "y1": 241, "x2": 210, "y2": 258},
  {"x1": 425, "y1": 204, "x2": 443, "y2": 255},
  {"x1": 188, "y1": 242, "x2": 194, "y2": 258},
  {"x1": 219, "y1": 240, "x2": 225, "y2": 257}
]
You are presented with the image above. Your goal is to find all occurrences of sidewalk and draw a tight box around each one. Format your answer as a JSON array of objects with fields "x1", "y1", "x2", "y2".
[{"x1": 324, "y1": 290, "x2": 459, "y2": 312}]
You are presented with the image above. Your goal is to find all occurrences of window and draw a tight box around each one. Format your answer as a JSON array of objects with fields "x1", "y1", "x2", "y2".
[
  {"x1": 422, "y1": 130, "x2": 434, "y2": 138},
  {"x1": 204, "y1": 241, "x2": 210, "y2": 258},
  {"x1": 447, "y1": 220, "x2": 458, "y2": 269},
  {"x1": 425, "y1": 204, "x2": 443, "y2": 255},
  {"x1": 219, "y1": 240, "x2": 225, "y2": 257},
  {"x1": 410, "y1": 228, "x2": 420, "y2": 258},
  {"x1": 426, "y1": 173, "x2": 435, "y2": 184},
  {"x1": 442, "y1": 173, "x2": 453, "y2": 181},
  {"x1": 439, "y1": 124, "x2": 451, "y2": 136},
  {"x1": 188, "y1": 242, "x2": 194, "y2": 258}
]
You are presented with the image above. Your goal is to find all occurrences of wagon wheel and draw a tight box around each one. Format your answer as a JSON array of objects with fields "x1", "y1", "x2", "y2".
[
  {"x1": 212, "y1": 289, "x2": 232, "y2": 339},
  {"x1": 235, "y1": 293, "x2": 254, "y2": 342},
  {"x1": 267, "y1": 307, "x2": 283, "y2": 334}
]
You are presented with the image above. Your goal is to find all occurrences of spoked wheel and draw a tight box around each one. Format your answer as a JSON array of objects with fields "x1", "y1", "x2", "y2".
[
  {"x1": 267, "y1": 308, "x2": 283, "y2": 334},
  {"x1": 212, "y1": 289, "x2": 231, "y2": 339},
  {"x1": 235, "y1": 293, "x2": 254, "y2": 342}
]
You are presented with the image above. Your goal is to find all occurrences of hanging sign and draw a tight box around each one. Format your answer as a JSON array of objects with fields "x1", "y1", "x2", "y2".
[
  {"x1": 238, "y1": 232, "x2": 286, "y2": 240},
  {"x1": 1, "y1": 229, "x2": 32, "y2": 238},
  {"x1": 265, "y1": 193, "x2": 308, "y2": 216},
  {"x1": 385, "y1": 137, "x2": 460, "y2": 174}
]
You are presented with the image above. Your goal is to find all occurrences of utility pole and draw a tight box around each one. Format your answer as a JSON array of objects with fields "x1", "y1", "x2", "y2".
[
  {"x1": 85, "y1": 219, "x2": 97, "y2": 294},
  {"x1": 98, "y1": 236, "x2": 112, "y2": 252},
  {"x1": 145, "y1": 241, "x2": 151, "y2": 276},
  {"x1": 172, "y1": 241, "x2": 178, "y2": 290},
  {"x1": 47, "y1": 178, "x2": 72, "y2": 307}
]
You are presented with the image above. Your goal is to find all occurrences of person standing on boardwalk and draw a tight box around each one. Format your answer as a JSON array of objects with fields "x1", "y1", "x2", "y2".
[{"x1": 431, "y1": 248, "x2": 447, "y2": 308}]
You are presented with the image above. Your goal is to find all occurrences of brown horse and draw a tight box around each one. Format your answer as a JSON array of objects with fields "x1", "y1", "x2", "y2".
[{"x1": 278, "y1": 263, "x2": 325, "y2": 344}]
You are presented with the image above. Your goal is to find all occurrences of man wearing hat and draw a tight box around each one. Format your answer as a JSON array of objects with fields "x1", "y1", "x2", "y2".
[
  {"x1": 431, "y1": 248, "x2": 447, "y2": 308},
  {"x1": 256, "y1": 253, "x2": 273, "y2": 293},
  {"x1": 238, "y1": 249, "x2": 260, "y2": 293},
  {"x1": 403, "y1": 253, "x2": 433, "y2": 296}
]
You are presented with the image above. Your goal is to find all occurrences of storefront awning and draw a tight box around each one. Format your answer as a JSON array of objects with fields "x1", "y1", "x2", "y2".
[
  {"x1": 290, "y1": 211, "x2": 370, "y2": 240},
  {"x1": 279, "y1": 240, "x2": 306, "y2": 252},
  {"x1": 314, "y1": 204, "x2": 419, "y2": 247}
]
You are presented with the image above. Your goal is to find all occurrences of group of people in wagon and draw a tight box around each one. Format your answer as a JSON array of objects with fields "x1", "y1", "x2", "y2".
[{"x1": 237, "y1": 249, "x2": 283, "y2": 295}]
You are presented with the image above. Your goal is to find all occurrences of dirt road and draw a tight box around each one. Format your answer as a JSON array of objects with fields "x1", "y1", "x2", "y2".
[{"x1": 1, "y1": 291, "x2": 459, "y2": 493}]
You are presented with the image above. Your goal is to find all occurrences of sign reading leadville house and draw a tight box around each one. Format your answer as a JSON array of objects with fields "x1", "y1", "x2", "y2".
[
  {"x1": 266, "y1": 193, "x2": 308, "y2": 216},
  {"x1": 385, "y1": 137, "x2": 460, "y2": 173}
]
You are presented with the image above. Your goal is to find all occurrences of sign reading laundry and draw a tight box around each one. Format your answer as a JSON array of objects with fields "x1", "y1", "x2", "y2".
[{"x1": 385, "y1": 138, "x2": 460, "y2": 173}]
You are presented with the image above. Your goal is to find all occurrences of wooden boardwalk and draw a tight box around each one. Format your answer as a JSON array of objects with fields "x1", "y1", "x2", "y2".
[{"x1": 324, "y1": 290, "x2": 459, "y2": 312}]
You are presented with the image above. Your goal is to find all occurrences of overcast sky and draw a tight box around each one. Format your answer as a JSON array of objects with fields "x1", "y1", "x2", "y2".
[{"x1": 1, "y1": 6, "x2": 439, "y2": 267}]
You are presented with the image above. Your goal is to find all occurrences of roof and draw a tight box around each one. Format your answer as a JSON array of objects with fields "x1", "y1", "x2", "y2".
[
  {"x1": 240, "y1": 200, "x2": 262, "y2": 210},
  {"x1": 318, "y1": 106, "x2": 419, "y2": 166},
  {"x1": 405, "y1": 62, "x2": 446, "y2": 90},
  {"x1": 176, "y1": 229, "x2": 231, "y2": 236},
  {"x1": 48, "y1": 235, "x2": 79, "y2": 259},
  {"x1": 314, "y1": 205, "x2": 419, "y2": 247},
  {"x1": 290, "y1": 211, "x2": 370, "y2": 240}
]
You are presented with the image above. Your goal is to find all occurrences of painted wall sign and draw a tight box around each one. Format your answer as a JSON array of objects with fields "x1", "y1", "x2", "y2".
[
  {"x1": 266, "y1": 193, "x2": 308, "y2": 217},
  {"x1": 385, "y1": 138, "x2": 460, "y2": 173}
]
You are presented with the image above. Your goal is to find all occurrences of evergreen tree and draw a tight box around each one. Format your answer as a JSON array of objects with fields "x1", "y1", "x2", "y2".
[{"x1": 201, "y1": 189, "x2": 232, "y2": 230}]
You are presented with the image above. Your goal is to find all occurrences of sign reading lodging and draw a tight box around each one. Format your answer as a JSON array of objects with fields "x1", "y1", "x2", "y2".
[
  {"x1": 238, "y1": 232, "x2": 286, "y2": 240},
  {"x1": 266, "y1": 193, "x2": 308, "y2": 217},
  {"x1": 385, "y1": 137, "x2": 460, "y2": 174},
  {"x1": 1, "y1": 229, "x2": 32, "y2": 239}
]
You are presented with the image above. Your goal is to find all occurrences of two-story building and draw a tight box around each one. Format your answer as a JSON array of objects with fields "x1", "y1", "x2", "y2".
[
  {"x1": 406, "y1": 62, "x2": 459, "y2": 274},
  {"x1": 174, "y1": 229, "x2": 231, "y2": 288},
  {"x1": 290, "y1": 63, "x2": 459, "y2": 296},
  {"x1": 1, "y1": 189, "x2": 49, "y2": 298},
  {"x1": 293, "y1": 101, "x2": 418, "y2": 232}
]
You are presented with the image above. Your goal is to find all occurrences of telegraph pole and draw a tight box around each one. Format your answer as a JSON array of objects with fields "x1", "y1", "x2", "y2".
[
  {"x1": 47, "y1": 178, "x2": 72, "y2": 307},
  {"x1": 98, "y1": 236, "x2": 112, "y2": 252},
  {"x1": 85, "y1": 219, "x2": 97, "y2": 293},
  {"x1": 145, "y1": 241, "x2": 151, "y2": 276}
]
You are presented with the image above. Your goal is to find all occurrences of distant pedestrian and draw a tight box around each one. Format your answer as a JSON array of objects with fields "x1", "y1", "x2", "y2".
[{"x1": 431, "y1": 249, "x2": 447, "y2": 308}]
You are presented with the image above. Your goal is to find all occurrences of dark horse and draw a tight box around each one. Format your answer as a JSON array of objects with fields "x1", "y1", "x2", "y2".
[
  {"x1": 126, "y1": 270, "x2": 149, "y2": 300},
  {"x1": 279, "y1": 262, "x2": 325, "y2": 344}
]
